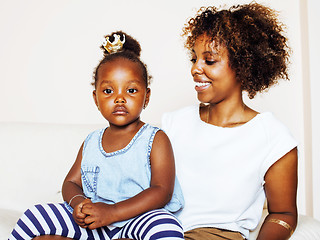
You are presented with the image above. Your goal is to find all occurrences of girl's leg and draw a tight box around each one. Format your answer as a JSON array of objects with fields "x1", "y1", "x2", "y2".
[
  {"x1": 8, "y1": 203, "x2": 119, "y2": 240},
  {"x1": 118, "y1": 209, "x2": 183, "y2": 240},
  {"x1": 34, "y1": 236, "x2": 72, "y2": 240},
  {"x1": 8, "y1": 203, "x2": 87, "y2": 240}
]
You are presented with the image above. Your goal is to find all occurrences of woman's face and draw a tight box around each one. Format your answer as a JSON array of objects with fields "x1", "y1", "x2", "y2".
[{"x1": 191, "y1": 34, "x2": 241, "y2": 104}]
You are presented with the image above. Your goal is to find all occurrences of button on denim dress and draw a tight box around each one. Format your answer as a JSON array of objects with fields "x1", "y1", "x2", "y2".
[{"x1": 80, "y1": 123, "x2": 184, "y2": 227}]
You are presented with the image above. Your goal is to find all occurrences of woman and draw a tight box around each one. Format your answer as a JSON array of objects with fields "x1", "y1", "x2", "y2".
[{"x1": 162, "y1": 3, "x2": 298, "y2": 240}]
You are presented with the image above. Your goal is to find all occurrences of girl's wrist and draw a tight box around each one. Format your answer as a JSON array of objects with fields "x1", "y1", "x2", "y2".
[{"x1": 68, "y1": 194, "x2": 87, "y2": 206}]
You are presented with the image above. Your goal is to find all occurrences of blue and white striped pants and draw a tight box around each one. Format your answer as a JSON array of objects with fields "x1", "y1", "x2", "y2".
[{"x1": 9, "y1": 203, "x2": 184, "y2": 240}]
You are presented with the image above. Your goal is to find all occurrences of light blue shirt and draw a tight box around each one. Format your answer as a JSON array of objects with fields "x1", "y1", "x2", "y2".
[{"x1": 80, "y1": 123, "x2": 184, "y2": 227}]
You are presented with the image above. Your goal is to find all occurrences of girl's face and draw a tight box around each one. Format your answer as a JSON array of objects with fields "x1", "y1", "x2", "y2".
[
  {"x1": 191, "y1": 34, "x2": 241, "y2": 104},
  {"x1": 93, "y1": 58, "x2": 150, "y2": 127}
]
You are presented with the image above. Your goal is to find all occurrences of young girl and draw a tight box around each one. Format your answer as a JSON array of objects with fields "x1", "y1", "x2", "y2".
[
  {"x1": 9, "y1": 31, "x2": 184, "y2": 240},
  {"x1": 162, "y1": 3, "x2": 297, "y2": 240}
]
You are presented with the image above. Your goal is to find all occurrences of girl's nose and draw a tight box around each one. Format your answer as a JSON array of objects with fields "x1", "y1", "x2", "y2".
[
  {"x1": 115, "y1": 94, "x2": 126, "y2": 104},
  {"x1": 191, "y1": 60, "x2": 203, "y2": 76}
]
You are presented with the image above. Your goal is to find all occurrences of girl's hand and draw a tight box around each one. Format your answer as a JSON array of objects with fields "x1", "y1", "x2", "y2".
[
  {"x1": 81, "y1": 202, "x2": 116, "y2": 229},
  {"x1": 73, "y1": 198, "x2": 92, "y2": 227}
]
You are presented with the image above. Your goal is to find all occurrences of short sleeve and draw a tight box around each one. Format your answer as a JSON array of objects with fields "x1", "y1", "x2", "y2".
[{"x1": 259, "y1": 113, "x2": 298, "y2": 179}]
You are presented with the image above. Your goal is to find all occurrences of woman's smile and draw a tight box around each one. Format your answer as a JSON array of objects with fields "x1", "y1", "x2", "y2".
[{"x1": 194, "y1": 81, "x2": 211, "y2": 92}]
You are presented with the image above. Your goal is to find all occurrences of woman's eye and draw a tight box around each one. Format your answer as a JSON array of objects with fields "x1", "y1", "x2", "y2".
[
  {"x1": 190, "y1": 58, "x2": 196, "y2": 64},
  {"x1": 127, "y1": 88, "x2": 137, "y2": 94},
  {"x1": 206, "y1": 60, "x2": 216, "y2": 65},
  {"x1": 103, "y1": 89, "x2": 113, "y2": 94}
]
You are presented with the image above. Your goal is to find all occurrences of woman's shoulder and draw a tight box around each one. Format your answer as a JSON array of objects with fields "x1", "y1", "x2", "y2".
[
  {"x1": 161, "y1": 105, "x2": 199, "y2": 136},
  {"x1": 258, "y1": 112, "x2": 288, "y2": 130},
  {"x1": 163, "y1": 105, "x2": 198, "y2": 120},
  {"x1": 256, "y1": 112, "x2": 296, "y2": 142},
  {"x1": 162, "y1": 105, "x2": 197, "y2": 128}
]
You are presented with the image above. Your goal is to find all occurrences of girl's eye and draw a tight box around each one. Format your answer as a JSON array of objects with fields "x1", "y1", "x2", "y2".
[
  {"x1": 127, "y1": 88, "x2": 137, "y2": 94},
  {"x1": 190, "y1": 58, "x2": 196, "y2": 64},
  {"x1": 103, "y1": 89, "x2": 113, "y2": 94}
]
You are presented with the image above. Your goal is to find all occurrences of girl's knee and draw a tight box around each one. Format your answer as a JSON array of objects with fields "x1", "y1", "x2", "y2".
[
  {"x1": 121, "y1": 210, "x2": 183, "y2": 239},
  {"x1": 143, "y1": 210, "x2": 184, "y2": 239},
  {"x1": 33, "y1": 236, "x2": 73, "y2": 240}
]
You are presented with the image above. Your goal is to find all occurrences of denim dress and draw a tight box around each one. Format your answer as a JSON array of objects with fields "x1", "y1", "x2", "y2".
[{"x1": 78, "y1": 123, "x2": 184, "y2": 227}]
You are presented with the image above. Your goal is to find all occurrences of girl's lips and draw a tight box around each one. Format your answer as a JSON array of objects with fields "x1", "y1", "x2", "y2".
[
  {"x1": 113, "y1": 106, "x2": 128, "y2": 115},
  {"x1": 194, "y1": 81, "x2": 211, "y2": 92}
]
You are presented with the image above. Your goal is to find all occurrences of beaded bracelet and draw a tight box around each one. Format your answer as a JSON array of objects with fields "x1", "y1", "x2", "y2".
[
  {"x1": 268, "y1": 218, "x2": 294, "y2": 236},
  {"x1": 68, "y1": 194, "x2": 87, "y2": 206}
]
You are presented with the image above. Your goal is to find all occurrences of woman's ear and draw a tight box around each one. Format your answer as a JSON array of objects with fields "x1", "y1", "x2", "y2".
[
  {"x1": 143, "y1": 88, "x2": 151, "y2": 109},
  {"x1": 93, "y1": 90, "x2": 100, "y2": 110}
]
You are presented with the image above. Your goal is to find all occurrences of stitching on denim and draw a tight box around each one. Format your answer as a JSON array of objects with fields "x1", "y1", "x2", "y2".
[
  {"x1": 99, "y1": 124, "x2": 148, "y2": 157},
  {"x1": 147, "y1": 127, "x2": 160, "y2": 168},
  {"x1": 81, "y1": 166, "x2": 100, "y2": 193}
]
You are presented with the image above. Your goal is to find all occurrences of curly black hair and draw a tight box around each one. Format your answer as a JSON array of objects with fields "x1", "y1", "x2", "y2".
[
  {"x1": 182, "y1": 2, "x2": 290, "y2": 98},
  {"x1": 93, "y1": 31, "x2": 151, "y2": 88}
]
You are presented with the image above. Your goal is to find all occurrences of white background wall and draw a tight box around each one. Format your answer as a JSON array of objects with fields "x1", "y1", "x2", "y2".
[
  {"x1": 308, "y1": 0, "x2": 320, "y2": 220},
  {"x1": 0, "y1": 0, "x2": 318, "y2": 219}
]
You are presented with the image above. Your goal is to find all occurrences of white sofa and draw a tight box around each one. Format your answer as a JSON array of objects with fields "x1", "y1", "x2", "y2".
[{"x1": 1, "y1": 122, "x2": 320, "y2": 239}]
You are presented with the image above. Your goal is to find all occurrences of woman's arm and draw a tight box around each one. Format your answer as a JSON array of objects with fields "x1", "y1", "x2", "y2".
[
  {"x1": 257, "y1": 147, "x2": 298, "y2": 240},
  {"x1": 82, "y1": 130, "x2": 176, "y2": 229}
]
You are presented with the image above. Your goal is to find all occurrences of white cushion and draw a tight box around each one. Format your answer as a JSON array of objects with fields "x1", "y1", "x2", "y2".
[
  {"x1": 291, "y1": 215, "x2": 320, "y2": 239},
  {"x1": 0, "y1": 208, "x2": 22, "y2": 239}
]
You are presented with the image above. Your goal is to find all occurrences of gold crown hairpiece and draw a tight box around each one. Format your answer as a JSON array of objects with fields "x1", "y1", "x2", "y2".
[{"x1": 102, "y1": 34, "x2": 126, "y2": 54}]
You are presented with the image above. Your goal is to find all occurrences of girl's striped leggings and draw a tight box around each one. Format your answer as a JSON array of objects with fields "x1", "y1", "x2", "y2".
[{"x1": 9, "y1": 203, "x2": 184, "y2": 240}]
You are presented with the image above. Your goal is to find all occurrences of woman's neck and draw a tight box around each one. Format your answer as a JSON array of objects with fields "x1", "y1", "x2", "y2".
[{"x1": 202, "y1": 98, "x2": 258, "y2": 128}]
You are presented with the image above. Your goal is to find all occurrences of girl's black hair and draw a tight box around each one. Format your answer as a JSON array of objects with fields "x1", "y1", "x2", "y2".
[{"x1": 93, "y1": 31, "x2": 151, "y2": 88}]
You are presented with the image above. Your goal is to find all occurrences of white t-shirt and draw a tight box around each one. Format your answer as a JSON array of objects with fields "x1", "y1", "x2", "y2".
[{"x1": 162, "y1": 105, "x2": 298, "y2": 239}]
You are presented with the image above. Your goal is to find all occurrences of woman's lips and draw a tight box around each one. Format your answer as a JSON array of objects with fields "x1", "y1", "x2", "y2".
[{"x1": 194, "y1": 81, "x2": 211, "y2": 92}]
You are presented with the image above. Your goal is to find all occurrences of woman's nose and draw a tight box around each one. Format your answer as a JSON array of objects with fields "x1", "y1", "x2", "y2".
[{"x1": 191, "y1": 60, "x2": 203, "y2": 76}]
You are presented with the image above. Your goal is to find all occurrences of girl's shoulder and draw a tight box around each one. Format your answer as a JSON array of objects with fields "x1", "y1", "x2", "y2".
[
  {"x1": 85, "y1": 127, "x2": 105, "y2": 140},
  {"x1": 82, "y1": 127, "x2": 106, "y2": 150}
]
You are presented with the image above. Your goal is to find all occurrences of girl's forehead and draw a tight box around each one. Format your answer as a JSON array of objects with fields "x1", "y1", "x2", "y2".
[
  {"x1": 99, "y1": 59, "x2": 142, "y2": 75},
  {"x1": 97, "y1": 60, "x2": 145, "y2": 84},
  {"x1": 102, "y1": 58, "x2": 139, "y2": 69}
]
